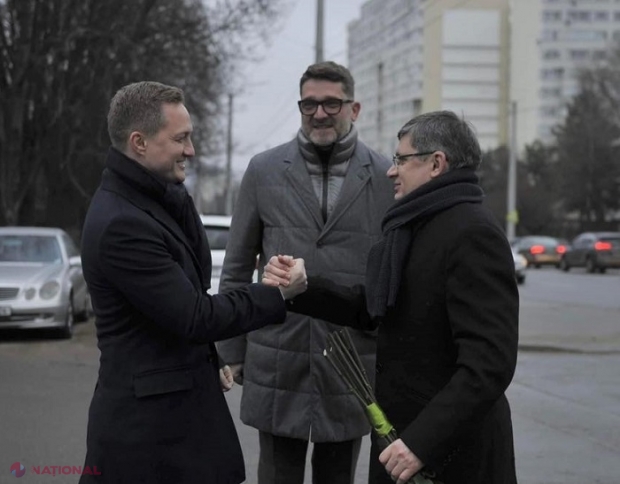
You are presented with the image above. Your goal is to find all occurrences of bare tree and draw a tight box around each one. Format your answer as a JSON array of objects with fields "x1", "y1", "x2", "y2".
[
  {"x1": 0, "y1": 0, "x2": 283, "y2": 231},
  {"x1": 553, "y1": 69, "x2": 620, "y2": 231}
]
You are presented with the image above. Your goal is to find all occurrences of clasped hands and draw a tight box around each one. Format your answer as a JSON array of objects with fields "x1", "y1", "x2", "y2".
[{"x1": 262, "y1": 254, "x2": 307, "y2": 300}]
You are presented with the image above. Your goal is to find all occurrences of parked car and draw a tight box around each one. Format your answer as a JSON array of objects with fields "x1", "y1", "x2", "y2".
[
  {"x1": 0, "y1": 227, "x2": 91, "y2": 338},
  {"x1": 200, "y1": 215, "x2": 259, "y2": 293},
  {"x1": 512, "y1": 250, "x2": 527, "y2": 284},
  {"x1": 200, "y1": 215, "x2": 232, "y2": 294},
  {"x1": 559, "y1": 232, "x2": 620, "y2": 273},
  {"x1": 511, "y1": 235, "x2": 567, "y2": 268}
]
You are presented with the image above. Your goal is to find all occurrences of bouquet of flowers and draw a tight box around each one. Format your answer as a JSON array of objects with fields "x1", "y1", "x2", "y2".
[{"x1": 323, "y1": 328, "x2": 437, "y2": 484}]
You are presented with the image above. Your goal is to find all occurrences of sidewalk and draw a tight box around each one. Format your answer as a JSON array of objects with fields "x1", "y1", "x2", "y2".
[{"x1": 517, "y1": 300, "x2": 620, "y2": 353}]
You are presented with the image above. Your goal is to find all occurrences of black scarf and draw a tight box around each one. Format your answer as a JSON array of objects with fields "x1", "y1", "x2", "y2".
[
  {"x1": 365, "y1": 168, "x2": 484, "y2": 319},
  {"x1": 105, "y1": 147, "x2": 211, "y2": 288}
]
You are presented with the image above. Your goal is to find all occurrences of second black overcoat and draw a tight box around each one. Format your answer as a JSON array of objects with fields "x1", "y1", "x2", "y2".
[{"x1": 79, "y1": 149, "x2": 287, "y2": 484}]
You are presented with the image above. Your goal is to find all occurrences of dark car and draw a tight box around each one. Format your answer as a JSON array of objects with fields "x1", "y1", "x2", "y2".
[
  {"x1": 511, "y1": 235, "x2": 568, "y2": 268},
  {"x1": 559, "y1": 232, "x2": 620, "y2": 273}
]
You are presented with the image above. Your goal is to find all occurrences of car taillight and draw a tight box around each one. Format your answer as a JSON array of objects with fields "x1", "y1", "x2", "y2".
[
  {"x1": 530, "y1": 245, "x2": 545, "y2": 254},
  {"x1": 595, "y1": 241, "x2": 612, "y2": 251},
  {"x1": 556, "y1": 245, "x2": 566, "y2": 254}
]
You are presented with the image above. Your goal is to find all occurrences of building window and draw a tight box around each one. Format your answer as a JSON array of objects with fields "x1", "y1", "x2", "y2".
[
  {"x1": 541, "y1": 67, "x2": 564, "y2": 80},
  {"x1": 567, "y1": 11, "x2": 591, "y2": 22},
  {"x1": 593, "y1": 11, "x2": 610, "y2": 21},
  {"x1": 541, "y1": 29, "x2": 559, "y2": 41},
  {"x1": 543, "y1": 10, "x2": 562, "y2": 22},
  {"x1": 543, "y1": 49, "x2": 561, "y2": 59},
  {"x1": 541, "y1": 87, "x2": 562, "y2": 97},
  {"x1": 570, "y1": 49, "x2": 589, "y2": 60},
  {"x1": 564, "y1": 30, "x2": 608, "y2": 41},
  {"x1": 540, "y1": 106, "x2": 559, "y2": 117}
]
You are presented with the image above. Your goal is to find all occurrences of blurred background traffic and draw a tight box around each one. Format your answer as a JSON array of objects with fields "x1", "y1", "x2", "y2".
[{"x1": 1, "y1": 0, "x2": 619, "y2": 338}]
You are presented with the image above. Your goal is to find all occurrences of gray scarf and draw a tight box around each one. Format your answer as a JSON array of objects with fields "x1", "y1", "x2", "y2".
[
  {"x1": 297, "y1": 126, "x2": 358, "y2": 220},
  {"x1": 296, "y1": 125, "x2": 358, "y2": 166}
]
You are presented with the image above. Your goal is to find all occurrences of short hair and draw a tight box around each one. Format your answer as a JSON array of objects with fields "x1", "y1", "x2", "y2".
[
  {"x1": 397, "y1": 111, "x2": 482, "y2": 170},
  {"x1": 299, "y1": 61, "x2": 355, "y2": 99},
  {"x1": 107, "y1": 81, "x2": 185, "y2": 150}
]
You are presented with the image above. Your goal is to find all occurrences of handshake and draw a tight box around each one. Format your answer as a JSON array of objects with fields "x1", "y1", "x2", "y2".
[{"x1": 261, "y1": 255, "x2": 308, "y2": 300}]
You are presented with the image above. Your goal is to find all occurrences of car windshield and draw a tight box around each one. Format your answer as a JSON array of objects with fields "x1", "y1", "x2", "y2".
[
  {"x1": 204, "y1": 227, "x2": 229, "y2": 251},
  {"x1": 523, "y1": 236, "x2": 560, "y2": 246},
  {"x1": 0, "y1": 235, "x2": 62, "y2": 263}
]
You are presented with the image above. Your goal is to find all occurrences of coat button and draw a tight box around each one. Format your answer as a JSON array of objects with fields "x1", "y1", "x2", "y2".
[{"x1": 316, "y1": 241, "x2": 323, "y2": 247}]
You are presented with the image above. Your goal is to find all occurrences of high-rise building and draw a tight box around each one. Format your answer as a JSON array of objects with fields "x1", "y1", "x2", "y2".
[
  {"x1": 511, "y1": 0, "x2": 619, "y2": 150},
  {"x1": 348, "y1": 0, "x2": 620, "y2": 156}
]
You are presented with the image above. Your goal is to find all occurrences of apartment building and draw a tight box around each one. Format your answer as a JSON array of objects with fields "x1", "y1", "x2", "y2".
[
  {"x1": 348, "y1": 0, "x2": 620, "y2": 156},
  {"x1": 512, "y1": 0, "x2": 620, "y2": 149}
]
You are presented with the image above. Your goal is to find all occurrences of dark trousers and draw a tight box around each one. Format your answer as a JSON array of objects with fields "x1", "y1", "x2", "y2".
[{"x1": 257, "y1": 431, "x2": 362, "y2": 484}]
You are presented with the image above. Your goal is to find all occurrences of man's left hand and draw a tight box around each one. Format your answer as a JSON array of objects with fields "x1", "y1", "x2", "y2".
[{"x1": 379, "y1": 438, "x2": 424, "y2": 484}]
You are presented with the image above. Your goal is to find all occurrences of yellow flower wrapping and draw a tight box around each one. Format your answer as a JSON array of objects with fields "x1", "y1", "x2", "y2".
[{"x1": 365, "y1": 403, "x2": 394, "y2": 438}]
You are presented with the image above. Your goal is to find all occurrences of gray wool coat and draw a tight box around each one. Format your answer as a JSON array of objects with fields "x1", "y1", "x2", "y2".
[{"x1": 217, "y1": 137, "x2": 393, "y2": 442}]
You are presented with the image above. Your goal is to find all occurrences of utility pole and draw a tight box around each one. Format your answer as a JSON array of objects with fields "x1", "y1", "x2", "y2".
[
  {"x1": 506, "y1": 101, "x2": 518, "y2": 241},
  {"x1": 225, "y1": 93, "x2": 234, "y2": 215},
  {"x1": 315, "y1": 0, "x2": 324, "y2": 62}
]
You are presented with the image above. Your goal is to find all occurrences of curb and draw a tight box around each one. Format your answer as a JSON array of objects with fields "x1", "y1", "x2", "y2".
[{"x1": 518, "y1": 343, "x2": 620, "y2": 355}]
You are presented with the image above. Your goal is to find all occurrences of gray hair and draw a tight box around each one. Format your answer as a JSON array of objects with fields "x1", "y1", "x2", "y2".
[
  {"x1": 107, "y1": 81, "x2": 185, "y2": 150},
  {"x1": 397, "y1": 111, "x2": 482, "y2": 170}
]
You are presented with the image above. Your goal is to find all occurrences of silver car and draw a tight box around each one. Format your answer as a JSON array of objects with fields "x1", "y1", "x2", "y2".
[
  {"x1": 200, "y1": 215, "x2": 232, "y2": 294},
  {"x1": 0, "y1": 227, "x2": 91, "y2": 338},
  {"x1": 512, "y1": 250, "x2": 527, "y2": 285}
]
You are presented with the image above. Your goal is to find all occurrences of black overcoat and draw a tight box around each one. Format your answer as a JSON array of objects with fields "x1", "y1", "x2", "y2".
[
  {"x1": 369, "y1": 202, "x2": 519, "y2": 483},
  {"x1": 293, "y1": 201, "x2": 519, "y2": 484},
  {"x1": 79, "y1": 153, "x2": 286, "y2": 484}
]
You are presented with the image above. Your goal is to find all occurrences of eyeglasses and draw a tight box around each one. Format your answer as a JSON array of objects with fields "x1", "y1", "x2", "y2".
[
  {"x1": 297, "y1": 98, "x2": 354, "y2": 116},
  {"x1": 391, "y1": 151, "x2": 435, "y2": 167}
]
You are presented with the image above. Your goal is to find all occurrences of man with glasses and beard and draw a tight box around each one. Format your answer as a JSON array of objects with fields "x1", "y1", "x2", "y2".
[{"x1": 216, "y1": 61, "x2": 393, "y2": 484}]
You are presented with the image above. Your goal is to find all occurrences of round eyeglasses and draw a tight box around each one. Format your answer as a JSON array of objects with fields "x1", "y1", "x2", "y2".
[{"x1": 297, "y1": 98, "x2": 353, "y2": 116}]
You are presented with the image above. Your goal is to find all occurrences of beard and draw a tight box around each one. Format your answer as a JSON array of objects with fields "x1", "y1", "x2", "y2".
[{"x1": 305, "y1": 119, "x2": 350, "y2": 146}]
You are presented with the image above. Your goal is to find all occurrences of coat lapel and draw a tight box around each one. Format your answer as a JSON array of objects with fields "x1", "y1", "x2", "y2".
[
  {"x1": 283, "y1": 145, "x2": 324, "y2": 229},
  {"x1": 102, "y1": 173, "x2": 207, "y2": 289},
  {"x1": 320, "y1": 149, "x2": 371, "y2": 236}
]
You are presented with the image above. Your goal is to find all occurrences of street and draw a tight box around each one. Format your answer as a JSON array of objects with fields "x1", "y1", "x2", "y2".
[{"x1": 0, "y1": 268, "x2": 619, "y2": 484}]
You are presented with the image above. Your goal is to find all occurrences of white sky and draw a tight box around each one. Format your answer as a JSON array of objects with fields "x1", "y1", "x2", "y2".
[{"x1": 228, "y1": 0, "x2": 369, "y2": 176}]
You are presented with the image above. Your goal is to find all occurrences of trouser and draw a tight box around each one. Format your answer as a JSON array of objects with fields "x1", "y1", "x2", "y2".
[{"x1": 257, "y1": 431, "x2": 362, "y2": 484}]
